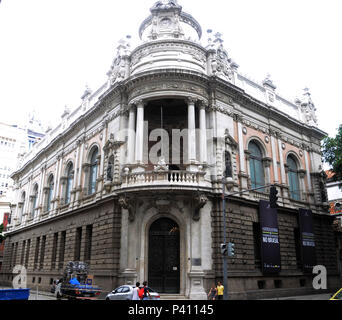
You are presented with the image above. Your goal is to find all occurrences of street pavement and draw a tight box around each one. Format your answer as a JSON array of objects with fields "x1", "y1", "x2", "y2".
[
  {"x1": 261, "y1": 293, "x2": 333, "y2": 300},
  {"x1": 0, "y1": 286, "x2": 335, "y2": 300}
]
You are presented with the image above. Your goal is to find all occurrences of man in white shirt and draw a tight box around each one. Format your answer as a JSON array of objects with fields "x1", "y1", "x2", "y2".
[{"x1": 132, "y1": 282, "x2": 140, "y2": 300}]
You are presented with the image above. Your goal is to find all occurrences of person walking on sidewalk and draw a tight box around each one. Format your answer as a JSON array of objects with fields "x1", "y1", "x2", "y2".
[
  {"x1": 216, "y1": 281, "x2": 224, "y2": 300},
  {"x1": 132, "y1": 282, "x2": 140, "y2": 300},
  {"x1": 208, "y1": 284, "x2": 217, "y2": 300},
  {"x1": 141, "y1": 281, "x2": 151, "y2": 300}
]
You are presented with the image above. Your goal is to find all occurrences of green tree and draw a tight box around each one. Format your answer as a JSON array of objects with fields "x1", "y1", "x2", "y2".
[{"x1": 322, "y1": 124, "x2": 342, "y2": 184}]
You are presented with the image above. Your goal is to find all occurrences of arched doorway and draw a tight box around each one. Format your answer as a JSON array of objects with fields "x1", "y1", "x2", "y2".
[{"x1": 148, "y1": 217, "x2": 180, "y2": 293}]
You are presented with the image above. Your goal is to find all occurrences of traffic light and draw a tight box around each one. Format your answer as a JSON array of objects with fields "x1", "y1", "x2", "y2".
[
  {"x1": 269, "y1": 186, "x2": 278, "y2": 208},
  {"x1": 220, "y1": 243, "x2": 227, "y2": 255},
  {"x1": 228, "y1": 242, "x2": 235, "y2": 257}
]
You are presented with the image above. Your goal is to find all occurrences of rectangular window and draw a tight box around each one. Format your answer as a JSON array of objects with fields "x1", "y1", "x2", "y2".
[
  {"x1": 25, "y1": 239, "x2": 31, "y2": 268},
  {"x1": 34, "y1": 237, "x2": 40, "y2": 270},
  {"x1": 84, "y1": 225, "x2": 93, "y2": 264},
  {"x1": 58, "y1": 231, "x2": 66, "y2": 269},
  {"x1": 10, "y1": 243, "x2": 14, "y2": 268},
  {"x1": 39, "y1": 236, "x2": 46, "y2": 270},
  {"x1": 20, "y1": 241, "x2": 26, "y2": 266},
  {"x1": 13, "y1": 242, "x2": 18, "y2": 267},
  {"x1": 253, "y1": 222, "x2": 261, "y2": 270},
  {"x1": 74, "y1": 227, "x2": 82, "y2": 261},
  {"x1": 51, "y1": 233, "x2": 58, "y2": 270}
]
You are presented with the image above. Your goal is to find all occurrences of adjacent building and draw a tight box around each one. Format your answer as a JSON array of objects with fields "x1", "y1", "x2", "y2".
[
  {"x1": 1, "y1": 0, "x2": 340, "y2": 299},
  {"x1": 0, "y1": 118, "x2": 45, "y2": 224}
]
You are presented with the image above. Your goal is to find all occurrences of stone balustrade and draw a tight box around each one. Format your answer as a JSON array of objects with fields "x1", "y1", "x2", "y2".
[{"x1": 122, "y1": 170, "x2": 208, "y2": 188}]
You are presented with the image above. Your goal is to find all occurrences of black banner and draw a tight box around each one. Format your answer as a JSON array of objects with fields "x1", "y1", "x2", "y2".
[
  {"x1": 298, "y1": 208, "x2": 316, "y2": 273},
  {"x1": 259, "y1": 200, "x2": 281, "y2": 274}
]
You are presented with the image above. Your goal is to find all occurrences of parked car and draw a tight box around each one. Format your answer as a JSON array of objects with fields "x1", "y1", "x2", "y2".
[
  {"x1": 105, "y1": 285, "x2": 160, "y2": 300},
  {"x1": 330, "y1": 288, "x2": 342, "y2": 300}
]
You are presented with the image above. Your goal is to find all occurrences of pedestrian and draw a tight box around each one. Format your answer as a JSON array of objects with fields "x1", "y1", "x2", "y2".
[
  {"x1": 216, "y1": 281, "x2": 224, "y2": 300},
  {"x1": 141, "y1": 281, "x2": 151, "y2": 300},
  {"x1": 132, "y1": 282, "x2": 140, "y2": 300},
  {"x1": 208, "y1": 283, "x2": 217, "y2": 300}
]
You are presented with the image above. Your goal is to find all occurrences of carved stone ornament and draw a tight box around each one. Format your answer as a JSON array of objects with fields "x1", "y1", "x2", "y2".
[
  {"x1": 118, "y1": 196, "x2": 136, "y2": 222},
  {"x1": 224, "y1": 129, "x2": 238, "y2": 149},
  {"x1": 154, "y1": 157, "x2": 169, "y2": 171},
  {"x1": 193, "y1": 194, "x2": 208, "y2": 221}
]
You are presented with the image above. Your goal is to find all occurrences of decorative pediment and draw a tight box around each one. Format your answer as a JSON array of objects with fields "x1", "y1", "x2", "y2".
[
  {"x1": 103, "y1": 133, "x2": 125, "y2": 154},
  {"x1": 225, "y1": 129, "x2": 238, "y2": 149}
]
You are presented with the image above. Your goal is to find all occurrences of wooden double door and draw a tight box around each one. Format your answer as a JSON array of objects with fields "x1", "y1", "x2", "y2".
[{"x1": 148, "y1": 218, "x2": 180, "y2": 293}]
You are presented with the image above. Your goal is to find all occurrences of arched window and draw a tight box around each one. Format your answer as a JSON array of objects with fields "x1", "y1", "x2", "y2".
[
  {"x1": 65, "y1": 163, "x2": 74, "y2": 204},
  {"x1": 46, "y1": 175, "x2": 54, "y2": 212},
  {"x1": 248, "y1": 141, "x2": 265, "y2": 189},
  {"x1": 287, "y1": 155, "x2": 300, "y2": 201},
  {"x1": 88, "y1": 147, "x2": 98, "y2": 195},
  {"x1": 31, "y1": 184, "x2": 38, "y2": 218}
]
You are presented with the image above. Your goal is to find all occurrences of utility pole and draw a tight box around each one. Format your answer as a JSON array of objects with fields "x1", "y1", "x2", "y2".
[{"x1": 222, "y1": 177, "x2": 228, "y2": 300}]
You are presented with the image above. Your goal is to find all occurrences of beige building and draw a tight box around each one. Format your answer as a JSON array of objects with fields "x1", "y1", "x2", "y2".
[{"x1": 1, "y1": 0, "x2": 340, "y2": 299}]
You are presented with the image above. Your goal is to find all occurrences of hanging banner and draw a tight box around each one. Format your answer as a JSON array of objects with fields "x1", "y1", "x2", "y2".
[
  {"x1": 259, "y1": 200, "x2": 281, "y2": 274},
  {"x1": 298, "y1": 208, "x2": 316, "y2": 273}
]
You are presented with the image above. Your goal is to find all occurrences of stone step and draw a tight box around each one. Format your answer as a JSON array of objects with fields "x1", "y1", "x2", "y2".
[{"x1": 159, "y1": 294, "x2": 189, "y2": 300}]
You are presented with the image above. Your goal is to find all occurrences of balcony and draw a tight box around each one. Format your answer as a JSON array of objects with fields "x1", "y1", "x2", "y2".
[{"x1": 120, "y1": 170, "x2": 211, "y2": 191}]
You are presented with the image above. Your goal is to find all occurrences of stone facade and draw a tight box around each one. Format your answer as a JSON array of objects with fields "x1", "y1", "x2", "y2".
[{"x1": 1, "y1": 0, "x2": 341, "y2": 299}]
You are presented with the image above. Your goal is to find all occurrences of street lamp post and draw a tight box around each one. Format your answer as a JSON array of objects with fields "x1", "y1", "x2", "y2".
[{"x1": 222, "y1": 177, "x2": 228, "y2": 300}]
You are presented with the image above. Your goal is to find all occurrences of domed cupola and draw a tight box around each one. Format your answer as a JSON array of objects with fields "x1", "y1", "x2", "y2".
[
  {"x1": 139, "y1": 0, "x2": 202, "y2": 41},
  {"x1": 129, "y1": 0, "x2": 206, "y2": 77}
]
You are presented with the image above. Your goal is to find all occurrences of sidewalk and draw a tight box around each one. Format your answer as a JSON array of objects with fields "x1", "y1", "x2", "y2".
[{"x1": 261, "y1": 293, "x2": 333, "y2": 300}]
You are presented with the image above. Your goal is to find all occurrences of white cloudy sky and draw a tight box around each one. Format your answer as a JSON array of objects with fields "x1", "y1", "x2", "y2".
[{"x1": 0, "y1": 0, "x2": 341, "y2": 138}]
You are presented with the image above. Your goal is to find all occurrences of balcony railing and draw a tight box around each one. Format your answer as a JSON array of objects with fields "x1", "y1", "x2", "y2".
[{"x1": 121, "y1": 170, "x2": 209, "y2": 189}]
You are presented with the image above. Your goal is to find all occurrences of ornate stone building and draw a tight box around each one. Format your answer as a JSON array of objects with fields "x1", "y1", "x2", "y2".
[{"x1": 1, "y1": 0, "x2": 340, "y2": 299}]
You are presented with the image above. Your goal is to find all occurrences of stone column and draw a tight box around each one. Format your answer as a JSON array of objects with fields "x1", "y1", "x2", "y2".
[
  {"x1": 135, "y1": 101, "x2": 145, "y2": 165},
  {"x1": 127, "y1": 105, "x2": 136, "y2": 165},
  {"x1": 304, "y1": 150, "x2": 312, "y2": 190},
  {"x1": 237, "y1": 117, "x2": 248, "y2": 190},
  {"x1": 277, "y1": 137, "x2": 290, "y2": 202},
  {"x1": 71, "y1": 142, "x2": 80, "y2": 205},
  {"x1": 187, "y1": 98, "x2": 197, "y2": 170},
  {"x1": 76, "y1": 138, "x2": 85, "y2": 204},
  {"x1": 199, "y1": 103, "x2": 208, "y2": 164},
  {"x1": 37, "y1": 165, "x2": 46, "y2": 219},
  {"x1": 188, "y1": 200, "x2": 209, "y2": 300},
  {"x1": 97, "y1": 120, "x2": 108, "y2": 198},
  {"x1": 119, "y1": 206, "x2": 137, "y2": 285},
  {"x1": 237, "y1": 122, "x2": 245, "y2": 173},
  {"x1": 53, "y1": 156, "x2": 60, "y2": 201},
  {"x1": 23, "y1": 176, "x2": 33, "y2": 223},
  {"x1": 53, "y1": 154, "x2": 63, "y2": 213},
  {"x1": 271, "y1": 135, "x2": 279, "y2": 183},
  {"x1": 277, "y1": 138, "x2": 286, "y2": 185}
]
